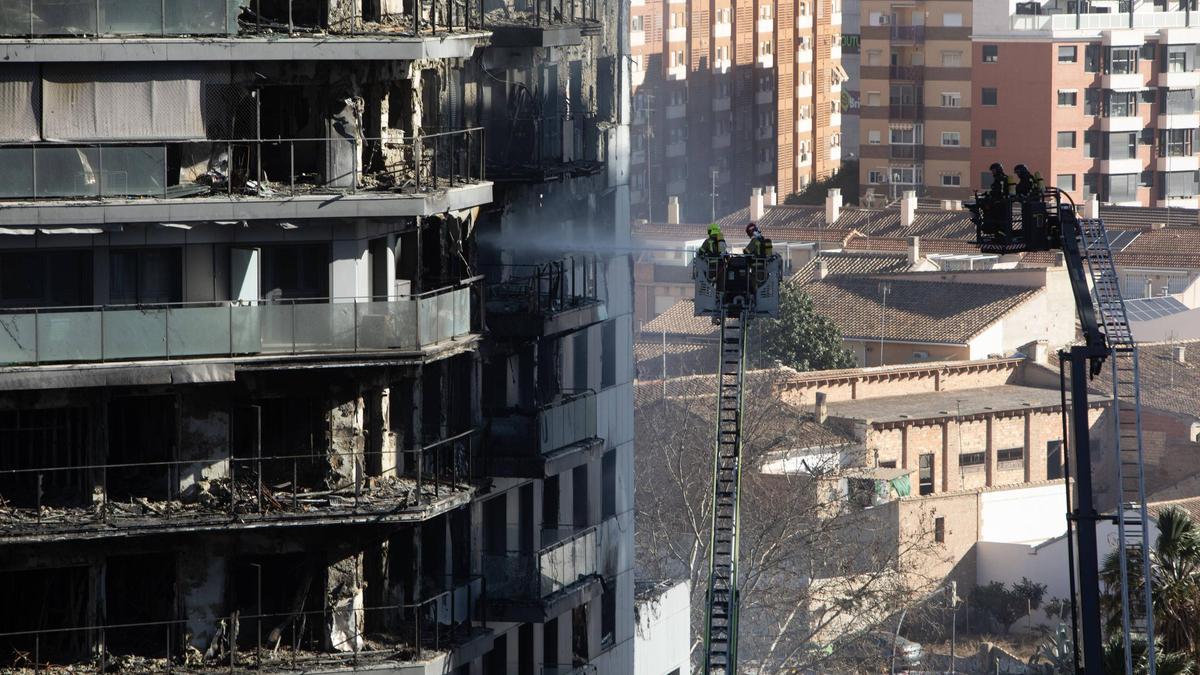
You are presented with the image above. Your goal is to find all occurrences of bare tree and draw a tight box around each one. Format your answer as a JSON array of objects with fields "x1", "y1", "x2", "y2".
[{"x1": 635, "y1": 369, "x2": 948, "y2": 673}]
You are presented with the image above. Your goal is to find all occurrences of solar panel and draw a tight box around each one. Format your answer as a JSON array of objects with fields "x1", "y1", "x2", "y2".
[
  {"x1": 1125, "y1": 297, "x2": 1188, "y2": 322},
  {"x1": 1107, "y1": 230, "x2": 1141, "y2": 252}
]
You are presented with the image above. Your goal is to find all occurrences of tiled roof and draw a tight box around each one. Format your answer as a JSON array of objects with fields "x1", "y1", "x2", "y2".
[
  {"x1": 790, "y1": 251, "x2": 913, "y2": 283},
  {"x1": 640, "y1": 298, "x2": 715, "y2": 339},
  {"x1": 1112, "y1": 227, "x2": 1200, "y2": 269},
  {"x1": 1148, "y1": 473, "x2": 1200, "y2": 503},
  {"x1": 1085, "y1": 340, "x2": 1200, "y2": 420},
  {"x1": 634, "y1": 340, "x2": 715, "y2": 379},
  {"x1": 1100, "y1": 204, "x2": 1200, "y2": 230},
  {"x1": 800, "y1": 276, "x2": 1041, "y2": 344},
  {"x1": 1147, "y1": 496, "x2": 1200, "y2": 524}
]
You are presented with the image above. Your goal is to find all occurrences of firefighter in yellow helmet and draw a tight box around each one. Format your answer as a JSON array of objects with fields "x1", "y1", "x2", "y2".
[{"x1": 699, "y1": 223, "x2": 727, "y2": 257}]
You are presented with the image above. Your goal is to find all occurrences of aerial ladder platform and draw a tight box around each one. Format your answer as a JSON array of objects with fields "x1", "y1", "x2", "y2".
[
  {"x1": 968, "y1": 166, "x2": 1155, "y2": 675},
  {"x1": 691, "y1": 248, "x2": 782, "y2": 675}
]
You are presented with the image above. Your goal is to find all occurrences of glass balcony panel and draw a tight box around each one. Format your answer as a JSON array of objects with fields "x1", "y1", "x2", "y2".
[
  {"x1": 0, "y1": 1, "x2": 31, "y2": 35},
  {"x1": 36, "y1": 147, "x2": 102, "y2": 199},
  {"x1": 102, "y1": 308, "x2": 167, "y2": 360},
  {"x1": 230, "y1": 304, "x2": 264, "y2": 355},
  {"x1": 36, "y1": 311, "x2": 101, "y2": 362},
  {"x1": 164, "y1": 0, "x2": 238, "y2": 34},
  {"x1": 98, "y1": 0, "x2": 163, "y2": 34},
  {"x1": 292, "y1": 302, "x2": 356, "y2": 352},
  {"x1": 0, "y1": 314, "x2": 37, "y2": 364},
  {"x1": 258, "y1": 303, "x2": 296, "y2": 352},
  {"x1": 437, "y1": 291, "x2": 457, "y2": 342},
  {"x1": 0, "y1": 147, "x2": 34, "y2": 198},
  {"x1": 99, "y1": 146, "x2": 166, "y2": 197},
  {"x1": 31, "y1": 0, "x2": 97, "y2": 35},
  {"x1": 167, "y1": 305, "x2": 233, "y2": 357},
  {"x1": 418, "y1": 296, "x2": 438, "y2": 346},
  {"x1": 355, "y1": 300, "x2": 417, "y2": 351},
  {"x1": 454, "y1": 288, "x2": 470, "y2": 336}
]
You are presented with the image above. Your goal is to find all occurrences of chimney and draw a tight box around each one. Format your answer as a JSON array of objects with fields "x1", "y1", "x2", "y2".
[
  {"x1": 1150, "y1": 222, "x2": 1166, "y2": 231},
  {"x1": 1027, "y1": 340, "x2": 1049, "y2": 365},
  {"x1": 750, "y1": 187, "x2": 765, "y2": 222},
  {"x1": 667, "y1": 196, "x2": 681, "y2": 224},
  {"x1": 1084, "y1": 196, "x2": 1099, "y2": 220},
  {"x1": 766, "y1": 185, "x2": 777, "y2": 206},
  {"x1": 901, "y1": 190, "x2": 918, "y2": 228},
  {"x1": 814, "y1": 391, "x2": 828, "y2": 424},
  {"x1": 825, "y1": 187, "x2": 842, "y2": 224},
  {"x1": 1175, "y1": 345, "x2": 1186, "y2": 364},
  {"x1": 816, "y1": 259, "x2": 829, "y2": 279},
  {"x1": 907, "y1": 236, "x2": 921, "y2": 266}
]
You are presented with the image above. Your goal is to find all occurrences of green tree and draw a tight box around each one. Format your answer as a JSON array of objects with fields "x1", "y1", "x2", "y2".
[
  {"x1": 752, "y1": 284, "x2": 856, "y2": 372},
  {"x1": 1101, "y1": 506, "x2": 1200, "y2": 664},
  {"x1": 1103, "y1": 636, "x2": 1194, "y2": 675},
  {"x1": 971, "y1": 578, "x2": 1046, "y2": 634},
  {"x1": 783, "y1": 160, "x2": 860, "y2": 206}
]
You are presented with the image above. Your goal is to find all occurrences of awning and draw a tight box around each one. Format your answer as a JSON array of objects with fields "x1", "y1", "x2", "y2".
[{"x1": 831, "y1": 64, "x2": 850, "y2": 84}]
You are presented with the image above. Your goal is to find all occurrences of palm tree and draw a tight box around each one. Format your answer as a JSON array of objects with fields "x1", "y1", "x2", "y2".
[
  {"x1": 1100, "y1": 506, "x2": 1200, "y2": 664},
  {"x1": 1102, "y1": 635, "x2": 1194, "y2": 675}
]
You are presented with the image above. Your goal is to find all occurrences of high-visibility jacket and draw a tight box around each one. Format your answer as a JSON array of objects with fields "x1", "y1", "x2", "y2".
[{"x1": 699, "y1": 234, "x2": 727, "y2": 256}]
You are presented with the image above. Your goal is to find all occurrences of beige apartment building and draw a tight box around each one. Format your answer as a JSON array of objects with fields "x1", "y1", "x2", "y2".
[
  {"x1": 972, "y1": 3, "x2": 1200, "y2": 208},
  {"x1": 857, "y1": 0, "x2": 973, "y2": 203},
  {"x1": 630, "y1": 0, "x2": 845, "y2": 221}
]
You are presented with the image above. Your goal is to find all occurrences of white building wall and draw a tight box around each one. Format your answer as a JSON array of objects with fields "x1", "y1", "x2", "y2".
[
  {"x1": 978, "y1": 483, "x2": 1068, "y2": 544},
  {"x1": 634, "y1": 581, "x2": 691, "y2": 675}
]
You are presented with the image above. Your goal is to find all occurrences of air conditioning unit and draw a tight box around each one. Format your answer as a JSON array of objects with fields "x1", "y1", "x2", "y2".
[{"x1": 878, "y1": 15, "x2": 891, "y2": 25}]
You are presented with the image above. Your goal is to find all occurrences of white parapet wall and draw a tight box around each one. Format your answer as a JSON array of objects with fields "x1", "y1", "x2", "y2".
[{"x1": 635, "y1": 580, "x2": 691, "y2": 675}]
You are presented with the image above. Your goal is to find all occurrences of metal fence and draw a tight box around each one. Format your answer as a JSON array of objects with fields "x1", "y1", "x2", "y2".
[
  {"x1": 0, "y1": 128, "x2": 485, "y2": 202},
  {"x1": 483, "y1": 257, "x2": 600, "y2": 316}
]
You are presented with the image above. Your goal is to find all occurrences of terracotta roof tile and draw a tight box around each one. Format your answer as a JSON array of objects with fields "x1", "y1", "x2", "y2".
[
  {"x1": 790, "y1": 251, "x2": 913, "y2": 283},
  {"x1": 1147, "y1": 496, "x2": 1200, "y2": 524},
  {"x1": 640, "y1": 298, "x2": 715, "y2": 338},
  {"x1": 1079, "y1": 339, "x2": 1200, "y2": 420}
]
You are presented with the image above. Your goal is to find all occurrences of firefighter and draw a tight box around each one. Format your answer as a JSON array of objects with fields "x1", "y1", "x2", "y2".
[
  {"x1": 988, "y1": 162, "x2": 1010, "y2": 200},
  {"x1": 744, "y1": 223, "x2": 766, "y2": 256},
  {"x1": 699, "y1": 223, "x2": 727, "y2": 257},
  {"x1": 1014, "y1": 164, "x2": 1044, "y2": 198}
]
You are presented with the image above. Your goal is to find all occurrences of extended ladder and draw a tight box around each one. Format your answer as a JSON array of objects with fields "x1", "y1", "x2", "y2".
[
  {"x1": 1076, "y1": 217, "x2": 1157, "y2": 675},
  {"x1": 703, "y1": 312, "x2": 748, "y2": 675}
]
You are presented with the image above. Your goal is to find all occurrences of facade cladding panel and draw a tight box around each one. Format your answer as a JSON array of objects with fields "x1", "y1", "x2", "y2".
[
  {"x1": 630, "y1": 0, "x2": 840, "y2": 221},
  {"x1": 0, "y1": 2, "x2": 634, "y2": 673}
]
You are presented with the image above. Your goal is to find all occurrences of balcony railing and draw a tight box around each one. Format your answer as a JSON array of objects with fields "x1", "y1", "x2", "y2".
[
  {"x1": 0, "y1": 283, "x2": 475, "y2": 367},
  {"x1": 482, "y1": 525, "x2": 599, "y2": 600},
  {"x1": 488, "y1": 391, "x2": 599, "y2": 458},
  {"x1": 0, "y1": 579, "x2": 486, "y2": 673},
  {"x1": 486, "y1": 258, "x2": 600, "y2": 317},
  {"x1": 889, "y1": 25, "x2": 924, "y2": 41},
  {"x1": 484, "y1": 0, "x2": 600, "y2": 27},
  {"x1": 889, "y1": 144, "x2": 925, "y2": 161},
  {"x1": 1010, "y1": 10, "x2": 1192, "y2": 32},
  {"x1": 0, "y1": 430, "x2": 480, "y2": 535},
  {"x1": 889, "y1": 65, "x2": 924, "y2": 81},
  {"x1": 888, "y1": 103, "x2": 924, "y2": 120},
  {"x1": 0, "y1": 0, "x2": 485, "y2": 38},
  {"x1": 0, "y1": 129, "x2": 484, "y2": 202},
  {"x1": 486, "y1": 115, "x2": 603, "y2": 179}
]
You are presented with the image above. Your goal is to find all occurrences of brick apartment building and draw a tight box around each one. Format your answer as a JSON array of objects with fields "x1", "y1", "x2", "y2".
[
  {"x1": 0, "y1": 2, "x2": 635, "y2": 673},
  {"x1": 629, "y1": 0, "x2": 846, "y2": 222},
  {"x1": 857, "y1": 0, "x2": 973, "y2": 203},
  {"x1": 972, "y1": 4, "x2": 1200, "y2": 208}
]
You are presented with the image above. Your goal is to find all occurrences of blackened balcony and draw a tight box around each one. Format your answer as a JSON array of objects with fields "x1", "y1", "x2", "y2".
[
  {"x1": 485, "y1": 259, "x2": 606, "y2": 338},
  {"x1": 486, "y1": 391, "x2": 602, "y2": 478},
  {"x1": 485, "y1": 0, "x2": 602, "y2": 47},
  {"x1": 483, "y1": 525, "x2": 602, "y2": 622},
  {"x1": 486, "y1": 114, "x2": 605, "y2": 183},
  {"x1": 0, "y1": 129, "x2": 489, "y2": 223}
]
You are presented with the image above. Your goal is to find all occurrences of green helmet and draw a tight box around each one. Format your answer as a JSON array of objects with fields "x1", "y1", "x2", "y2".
[{"x1": 708, "y1": 223, "x2": 721, "y2": 236}]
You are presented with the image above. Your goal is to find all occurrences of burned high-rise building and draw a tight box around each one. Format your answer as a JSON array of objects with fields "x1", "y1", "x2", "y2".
[{"x1": 0, "y1": 1, "x2": 633, "y2": 672}]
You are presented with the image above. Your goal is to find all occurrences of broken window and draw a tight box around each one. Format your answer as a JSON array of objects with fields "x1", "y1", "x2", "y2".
[
  {"x1": 107, "y1": 395, "x2": 177, "y2": 501},
  {"x1": 106, "y1": 553, "x2": 177, "y2": 658},
  {"x1": 232, "y1": 398, "x2": 328, "y2": 494},
  {"x1": 0, "y1": 566, "x2": 91, "y2": 668},
  {"x1": 571, "y1": 464, "x2": 589, "y2": 529},
  {"x1": 229, "y1": 553, "x2": 324, "y2": 652},
  {"x1": 571, "y1": 602, "x2": 589, "y2": 665},
  {"x1": 0, "y1": 407, "x2": 92, "y2": 508}
]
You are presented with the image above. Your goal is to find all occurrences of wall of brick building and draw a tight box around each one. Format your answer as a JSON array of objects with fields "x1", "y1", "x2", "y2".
[{"x1": 779, "y1": 358, "x2": 1024, "y2": 408}]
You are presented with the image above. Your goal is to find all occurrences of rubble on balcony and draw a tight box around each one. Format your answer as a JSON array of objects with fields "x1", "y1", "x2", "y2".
[{"x1": 485, "y1": 259, "x2": 606, "y2": 338}]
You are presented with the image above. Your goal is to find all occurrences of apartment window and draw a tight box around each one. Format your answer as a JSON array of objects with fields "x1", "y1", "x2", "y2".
[
  {"x1": 757, "y1": 146, "x2": 772, "y2": 163},
  {"x1": 997, "y1": 447, "x2": 1024, "y2": 463},
  {"x1": 758, "y1": 73, "x2": 772, "y2": 92},
  {"x1": 1058, "y1": 45, "x2": 1078, "y2": 63},
  {"x1": 981, "y1": 129, "x2": 997, "y2": 147},
  {"x1": 759, "y1": 4, "x2": 772, "y2": 19},
  {"x1": 941, "y1": 92, "x2": 961, "y2": 107},
  {"x1": 1140, "y1": 170, "x2": 1153, "y2": 188},
  {"x1": 1165, "y1": 45, "x2": 1192, "y2": 72},
  {"x1": 1084, "y1": 44, "x2": 1101, "y2": 72},
  {"x1": 601, "y1": 450, "x2": 616, "y2": 519},
  {"x1": 1106, "y1": 90, "x2": 1137, "y2": 117},
  {"x1": 109, "y1": 248, "x2": 183, "y2": 305},
  {"x1": 1160, "y1": 129, "x2": 1193, "y2": 157},
  {"x1": 668, "y1": 164, "x2": 687, "y2": 182},
  {"x1": 1163, "y1": 171, "x2": 1200, "y2": 199},
  {"x1": 1057, "y1": 174, "x2": 1076, "y2": 191},
  {"x1": 941, "y1": 173, "x2": 961, "y2": 187},
  {"x1": 1107, "y1": 131, "x2": 1137, "y2": 160},
  {"x1": 631, "y1": 15, "x2": 643, "y2": 31},
  {"x1": 1163, "y1": 88, "x2": 1198, "y2": 115},
  {"x1": 982, "y1": 44, "x2": 998, "y2": 63},
  {"x1": 671, "y1": 50, "x2": 685, "y2": 67},
  {"x1": 1106, "y1": 47, "x2": 1138, "y2": 74},
  {"x1": 760, "y1": 40, "x2": 773, "y2": 56},
  {"x1": 758, "y1": 110, "x2": 773, "y2": 129},
  {"x1": 941, "y1": 131, "x2": 961, "y2": 146},
  {"x1": 868, "y1": 169, "x2": 885, "y2": 183},
  {"x1": 943, "y1": 12, "x2": 963, "y2": 27},
  {"x1": 798, "y1": 104, "x2": 810, "y2": 118},
  {"x1": 1083, "y1": 130, "x2": 1099, "y2": 158},
  {"x1": 941, "y1": 50, "x2": 963, "y2": 67},
  {"x1": 668, "y1": 127, "x2": 687, "y2": 144},
  {"x1": 715, "y1": 46, "x2": 728, "y2": 63},
  {"x1": 1057, "y1": 90, "x2": 1077, "y2": 107},
  {"x1": 670, "y1": 11, "x2": 685, "y2": 28},
  {"x1": 799, "y1": 1, "x2": 808, "y2": 15},
  {"x1": 1057, "y1": 131, "x2": 1077, "y2": 149},
  {"x1": 934, "y1": 516, "x2": 945, "y2": 543},
  {"x1": 631, "y1": 55, "x2": 642, "y2": 72},
  {"x1": 1106, "y1": 173, "x2": 1138, "y2": 202},
  {"x1": 262, "y1": 244, "x2": 329, "y2": 299},
  {"x1": 981, "y1": 87, "x2": 998, "y2": 106},
  {"x1": 960, "y1": 451, "x2": 985, "y2": 466},
  {"x1": 866, "y1": 49, "x2": 882, "y2": 66},
  {"x1": 867, "y1": 92, "x2": 881, "y2": 106},
  {"x1": 919, "y1": 454, "x2": 934, "y2": 495},
  {"x1": 890, "y1": 125, "x2": 920, "y2": 144},
  {"x1": 868, "y1": 129, "x2": 881, "y2": 144}
]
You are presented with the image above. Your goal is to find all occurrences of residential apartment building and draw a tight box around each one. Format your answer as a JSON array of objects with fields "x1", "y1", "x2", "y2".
[
  {"x1": 858, "y1": 0, "x2": 973, "y2": 203},
  {"x1": 629, "y1": 0, "x2": 845, "y2": 221},
  {"x1": 0, "y1": 2, "x2": 634, "y2": 673},
  {"x1": 972, "y1": 3, "x2": 1200, "y2": 208}
]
